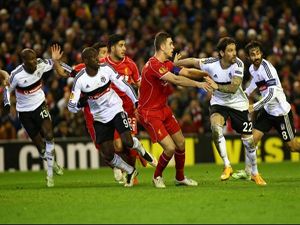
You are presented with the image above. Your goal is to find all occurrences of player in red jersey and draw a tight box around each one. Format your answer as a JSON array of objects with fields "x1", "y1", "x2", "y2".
[
  {"x1": 138, "y1": 32, "x2": 212, "y2": 188},
  {"x1": 101, "y1": 34, "x2": 157, "y2": 184}
]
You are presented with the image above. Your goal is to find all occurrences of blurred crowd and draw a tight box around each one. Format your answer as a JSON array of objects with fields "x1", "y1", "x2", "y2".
[{"x1": 1, "y1": 0, "x2": 300, "y2": 140}]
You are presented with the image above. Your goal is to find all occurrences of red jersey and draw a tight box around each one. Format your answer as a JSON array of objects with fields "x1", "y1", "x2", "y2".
[
  {"x1": 100, "y1": 56, "x2": 140, "y2": 115},
  {"x1": 138, "y1": 57, "x2": 174, "y2": 110},
  {"x1": 73, "y1": 63, "x2": 85, "y2": 73}
]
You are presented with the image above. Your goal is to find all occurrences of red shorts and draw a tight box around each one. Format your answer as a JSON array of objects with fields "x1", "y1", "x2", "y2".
[{"x1": 138, "y1": 106, "x2": 181, "y2": 143}]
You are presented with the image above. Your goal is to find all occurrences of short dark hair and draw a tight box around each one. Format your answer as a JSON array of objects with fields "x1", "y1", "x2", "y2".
[
  {"x1": 81, "y1": 47, "x2": 97, "y2": 60},
  {"x1": 216, "y1": 37, "x2": 236, "y2": 56},
  {"x1": 107, "y1": 34, "x2": 125, "y2": 51},
  {"x1": 92, "y1": 41, "x2": 107, "y2": 50},
  {"x1": 245, "y1": 41, "x2": 263, "y2": 56},
  {"x1": 154, "y1": 32, "x2": 171, "y2": 51}
]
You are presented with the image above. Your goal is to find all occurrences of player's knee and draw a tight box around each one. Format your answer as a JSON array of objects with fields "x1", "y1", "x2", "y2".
[
  {"x1": 211, "y1": 124, "x2": 223, "y2": 141},
  {"x1": 176, "y1": 139, "x2": 185, "y2": 151},
  {"x1": 242, "y1": 136, "x2": 256, "y2": 151},
  {"x1": 113, "y1": 140, "x2": 123, "y2": 153},
  {"x1": 44, "y1": 132, "x2": 54, "y2": 142},
  {"x1": 286, "y1": 139, "x2": 299, "y2": 152}
]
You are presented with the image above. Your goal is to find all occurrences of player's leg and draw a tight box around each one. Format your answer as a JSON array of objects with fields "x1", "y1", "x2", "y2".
[
  {"x1": 116, "y1": 112, "x2": 157, "y2": 167},
  {"x1": 276, "y1": 110, "x2": 300, "y2": 153},
  {"x1": 39, "y1": 104, "x2": 63, "y2": 177},
  {"x1": 94, "y1": 115, "x2": 138, "y2": 187},
  {"x1": 164, "y1": 106, "x2": 197, "y2": 186},
  {"x1": 232, "y1": 109, "x2": 266, "y2": 186},
  {"x1": 210, "y1": 106, "x2": 232, "y2": 180},
  {"x1": 18, "y1": 107, "x2": 54, "y2": 187}
]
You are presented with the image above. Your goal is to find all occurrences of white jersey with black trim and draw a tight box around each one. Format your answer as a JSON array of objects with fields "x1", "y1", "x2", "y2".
[
  {"x1": 68, "y1": 63, "x2": 138, "y2": 123},
  {"x1": 6, "y1": 58, "x2": 53, "y2": 112},
  {"x1": 246, "y1": 59, "x2": 291, "y2": 116},
  {"x1": 200, "y1": 57, "x2": 248, "y2": 111}
]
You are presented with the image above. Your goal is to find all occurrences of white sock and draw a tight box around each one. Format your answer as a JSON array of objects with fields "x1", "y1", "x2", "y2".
[
  {"x1": 216, "y1": 136, "x2": 231, "y2": 167},
  {"x1": 242, "y1": 137, "x2": 258, "y2": 175},
  {"x1": 45, "y1": 141, "x2": 54, "y2": 177},
  {"x1": 110, "y1": 154, "x2": 134, "y2": 174},
  {"x1": 132, "y1": 137, "x2": 145, "y2": 156},
  {"x1": 244, "y1": 151, "x2": 252, "y2": 175}
]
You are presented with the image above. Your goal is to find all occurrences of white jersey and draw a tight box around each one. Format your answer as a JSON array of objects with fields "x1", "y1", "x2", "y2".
[
  {"x1": 200, "y1": 57, "x2": 248, "y2": 111},
  {"x1": 68, "y1": 63, "x2": 138, "y2": 123},
  {"x1": 245, "y1": 59, "x2": 291, "y2": 116},
  {"x1": 5, "y1": 59, "x2": 53, "y2": 112}
]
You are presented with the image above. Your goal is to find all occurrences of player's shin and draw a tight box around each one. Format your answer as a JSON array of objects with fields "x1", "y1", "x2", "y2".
[
  {"x1": 242, "y1": 136, "x2": 258, "y2": 175},
  {"x1": 212, "y1": 125, "x2": 230, "y2": 167},
  {"x1": 109, "y1": 153, "x2": 134, "y2": 175},
  {"x1": 45, "y1": 141, "x2": 55, "y2": 178}
]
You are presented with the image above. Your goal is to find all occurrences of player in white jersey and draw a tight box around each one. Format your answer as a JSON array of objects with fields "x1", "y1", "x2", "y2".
[
  {"x1": 175, "y1": 37, "x2": 266, "y2": 185},
  {"x1": 68, "y1": 47, "x2": 148, "y2": 187},
  {"x1": 232, "y1": 41, "x2": 300, "y2": 180},
  {"x1": 3, "y1": 44, "x2": 68, "y2": 187}
]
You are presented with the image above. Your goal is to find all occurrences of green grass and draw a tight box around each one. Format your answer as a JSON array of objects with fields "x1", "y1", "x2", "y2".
[{"x1": 0, "y1": 162, "x2": 300, "y2": 224}]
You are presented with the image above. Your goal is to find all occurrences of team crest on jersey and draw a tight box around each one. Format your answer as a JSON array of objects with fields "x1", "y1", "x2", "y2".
[
  {"x1": 228, "y1": 72, "x2": 232, "y2": 79},
  {"x1": 159, "y1": 66, "x2": 168, "y2": 74},
  {"x1": 69, "y1": 92, "x2": 74, "y2": 100},
  {"x1": 101, "y1": 77, "x2": 106, "y2": 83},
  {"x1": 280, "y1": 123, "x2": 286, "y2": 131},
  {"x1": 213, "y1": 74, "x2": 218, "y2": 78}
]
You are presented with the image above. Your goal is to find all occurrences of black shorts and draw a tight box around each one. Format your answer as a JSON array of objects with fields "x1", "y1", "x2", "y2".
[
  {"x1": 94, "y1": 111, "x2": 132, "y2": 144},
  {"x1": 210, "y1": 105, "x2": 252, "y2": 134},
  {"x1": 254, "y1": 108, "x2": 295, "y2": 142},
  {"x1": 18, "y1": 102, "x2": 52, "y2": 139}
]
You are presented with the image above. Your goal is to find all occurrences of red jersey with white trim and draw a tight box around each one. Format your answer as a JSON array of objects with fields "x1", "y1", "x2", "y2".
[
  {"x1": 100, "y1": 56, "x2": 140, "y2": 115},
  {"x1": 138, "y1": 56, "x2": 174, "y2": 111}
]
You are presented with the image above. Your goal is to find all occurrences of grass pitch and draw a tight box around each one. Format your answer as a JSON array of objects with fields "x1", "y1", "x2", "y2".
[{"x1": 0, "y1": 161, "x2": 300, "y2": 224}]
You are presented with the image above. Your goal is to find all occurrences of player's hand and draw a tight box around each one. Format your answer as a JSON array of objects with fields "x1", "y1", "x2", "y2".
[
  {"x1": 197, "y1": 82, "x2": 213, "y2": 92},
  {"x1": 248, "y1": 104, "x2": 254, "y2": 113},
  {"x1": 173, "y1": 53, "x2": 182, "y2": 65},
  {"x1": 51, "y1": 44, "x2": 63, "y2": 61},
  {"x1": 204, "y1": 76, "x2": 218, "y2": 90}
]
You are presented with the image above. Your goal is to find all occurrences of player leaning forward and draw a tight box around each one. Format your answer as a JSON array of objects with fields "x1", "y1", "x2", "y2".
[{"x1": 68, "y1": 47, "x2": 147, "y2": 187}]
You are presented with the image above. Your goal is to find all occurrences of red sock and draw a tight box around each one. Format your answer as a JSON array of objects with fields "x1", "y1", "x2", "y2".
[
  {"x1": 154, "y1": 152, "x2": 172, "y2": 178},
  {"x1": 175, "y1": 149, "x2": 185, "y2": 181}
]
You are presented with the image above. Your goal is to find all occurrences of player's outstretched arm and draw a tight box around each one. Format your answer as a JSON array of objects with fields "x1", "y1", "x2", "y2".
[
  {"x1": 51, "y1": 44, "x2": 69, "y2": 78},
  {"x1": 174, "y1": 57, "x2": 201, "y2": 69},
  {"x1": 179, "y1": 67, "x2": 210, "y2": 81}
]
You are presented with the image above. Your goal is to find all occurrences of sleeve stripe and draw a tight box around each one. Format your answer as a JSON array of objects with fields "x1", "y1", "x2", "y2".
[
  {"x1": 254, "y1": 88, "x2": 274, "y2": 111},
  {"x1": 60, "y1": 62, "x2": 73, "y2": 73},
  {"x1": 262, "y1": 61, "x2": 273, "y2": 79},
  {"x1": 122, "y1": 80, "x2": 138, "y2": 99},
  {"x1": 10, "y1": 66, "x2": 23, "y2": 83},
  {"x1": 3, "y1": 87, "x2": 9, "y2": 105},
  {"x1": 236, "y1": 58, "x2": 243, "y2": 67},
  {"x1": 72, "y1": 70, "x2": 85, "y2": 91},
  {"x1": 203, "y1": 57, "x2": 219, "y2": 64}
]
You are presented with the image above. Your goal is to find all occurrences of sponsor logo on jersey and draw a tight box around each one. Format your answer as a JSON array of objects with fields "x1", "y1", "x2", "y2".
[
  {"x1": 159, "y1": 66, "x2": 168, "y2": 74},
  {"x1": 101, "y1": 77, "x2": 106, "y2": 83}
]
